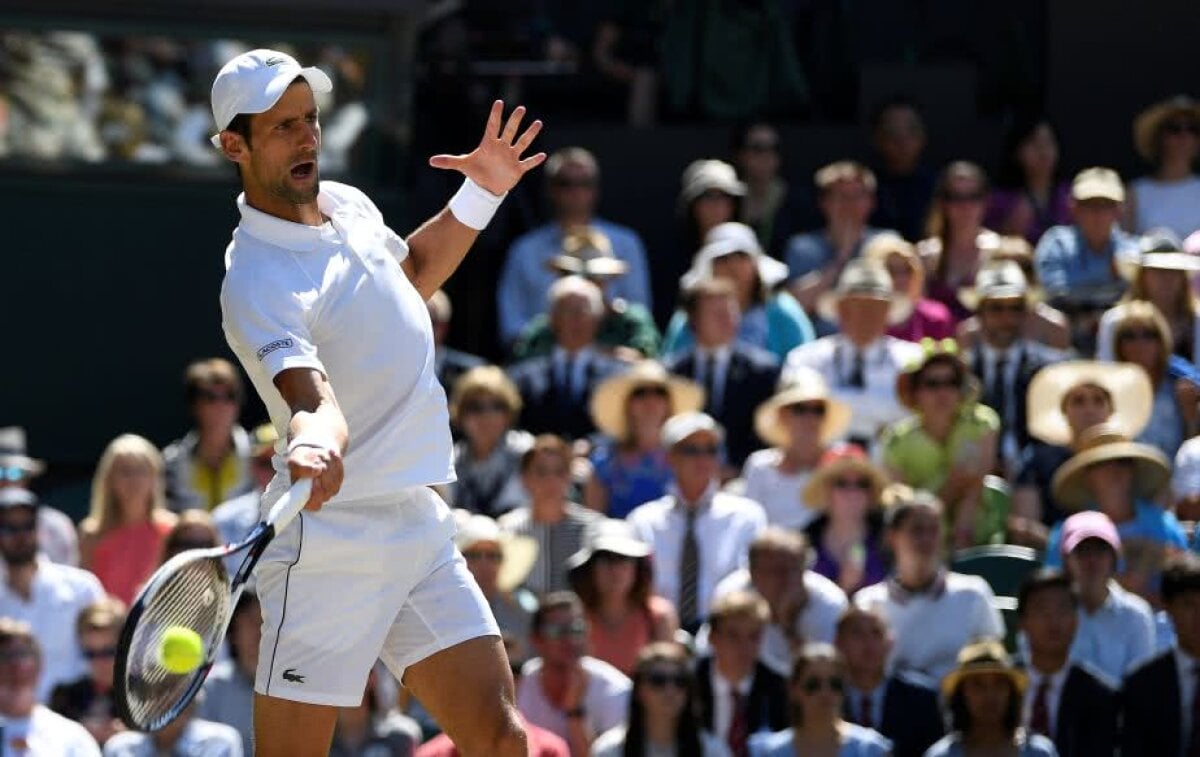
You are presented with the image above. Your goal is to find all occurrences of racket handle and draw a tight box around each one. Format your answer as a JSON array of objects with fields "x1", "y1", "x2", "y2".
[{"x1": 264, "y1": 479, "x2": 314, "y2": 533}]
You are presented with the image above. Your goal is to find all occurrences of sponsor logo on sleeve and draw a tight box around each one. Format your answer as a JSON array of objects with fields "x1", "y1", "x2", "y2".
[{"x1": 256, "y1": 338, "x2": 294, "y2": 361}]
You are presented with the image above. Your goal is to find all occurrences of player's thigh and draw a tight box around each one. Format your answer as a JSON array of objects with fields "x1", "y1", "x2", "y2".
[{"x1": 253, "y1": 694, "x2": 338, "y2": 757}]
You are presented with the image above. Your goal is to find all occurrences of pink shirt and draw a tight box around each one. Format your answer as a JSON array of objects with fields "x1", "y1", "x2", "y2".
[
  {"x1": 887, "y1": 298, "x2": 956, "y2": 343},
  {"x1": 91, "y1": 520, "x2": 172, "y2": 604}
]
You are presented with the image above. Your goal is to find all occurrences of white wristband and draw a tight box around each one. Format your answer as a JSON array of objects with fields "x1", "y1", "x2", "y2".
[
  {"x1": 287, "y1": 433, "x2": 337, "y2": 455},
  {"x1": 448, "y1": 178, "x2": 506, "y2": 230}
]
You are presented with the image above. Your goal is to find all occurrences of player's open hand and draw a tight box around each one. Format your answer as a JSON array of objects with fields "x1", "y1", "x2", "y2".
[
  {"x1": 428, "y1": 100, "x2": 546, "y2": 196},
  {"x1": 288, "y1": 445, "x2": 344, "y2": 511}
]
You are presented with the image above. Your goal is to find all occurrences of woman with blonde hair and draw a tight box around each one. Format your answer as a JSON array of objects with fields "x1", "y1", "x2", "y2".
[
  {"x1": 863, "y1": 232, "x2": 954, "y2": 342},
  {"x1": 79, "y1": 434, "x2": 176, "y2": 604}
]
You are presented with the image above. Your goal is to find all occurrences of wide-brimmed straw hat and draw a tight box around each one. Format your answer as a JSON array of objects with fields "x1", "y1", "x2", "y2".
[
  {"x1": 1025, "y1": 361, "x2": 1153, "y2": 446},
  {"x1": 589, "y1": 361, "x2": 704, "y2": 440},
  {"x1": 1051, "y1": 421, "x2": 1171, "y2": 511},
  {"x1": 895, "y1": 339, "x2": 980, "y2": 410},
  {"x1": 0, "y1": 427, "x2": 45, "y2": 478},
  {"x1": 678, "y1": 159, "x2": 747, "y2": 207},
  {"x1": 1133, "y1": 95, "x2": 1200, "y2": 163},
  {"x1": 680, "y1": 221, "x2": 789, "y2": 291},
  {"x1": 1117, "y1": 229, "x2": 1200, "y2": 281},
  {"x1": 940, "y1": 639, "x2": 1027, "y2": 700},
  {"x1": 566, "y1": 518, "x2": 651, "y2": 573},
  {"x1": 801, "y1": 443, "x2": 888, "y2": 512},
  {"x1": 816, "y1": 260, "x2": 912, "y2": 325},
  {"x1": 454, "y1": 514, "x2": 539, "y2": 593},
  {"x1": 957, "y1": 261, "x2": 1030, "y2": 311},
  {"x1": 754, "y1": 367, "x2": 851, "y2": 448},
  {"x1": 547, "y1": 226, "x2": 630, "y2": 280}
]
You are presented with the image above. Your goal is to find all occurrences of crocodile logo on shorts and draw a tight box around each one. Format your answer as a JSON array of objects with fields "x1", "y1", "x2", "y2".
[{"x1": 282, "y1": 668, "x2": 305, "y2": 683}]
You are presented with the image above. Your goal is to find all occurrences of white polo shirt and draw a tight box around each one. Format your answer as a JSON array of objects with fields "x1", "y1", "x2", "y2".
[{"x1": 220, "y1": 182, "x2": 454, "y2": 505}]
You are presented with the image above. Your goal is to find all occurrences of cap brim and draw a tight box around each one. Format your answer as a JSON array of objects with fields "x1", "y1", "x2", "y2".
[{"x1": 211, "y1": 65, "x2": 334, "y2": 148}]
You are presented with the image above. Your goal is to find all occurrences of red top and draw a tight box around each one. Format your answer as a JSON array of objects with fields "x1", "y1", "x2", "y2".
[
  {"x1": 587, "y1": 595, "x2": 674, "y2": 675},
  {"x1": 91, "y1": 520, "x2": 173, "y2": 604}
]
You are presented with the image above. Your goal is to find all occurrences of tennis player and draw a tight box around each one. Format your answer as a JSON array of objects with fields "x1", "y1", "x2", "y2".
[{"x1": 211, "y1": 50, "x2": 543, "y2": 756}]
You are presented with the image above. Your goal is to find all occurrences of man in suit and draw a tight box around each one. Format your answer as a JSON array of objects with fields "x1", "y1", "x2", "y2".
[
  {"x1": 1016, "y1": 568, "x2": 1118, "y2": 756},
  {"x1": 507, "y1": 275, "x2": 626, "y2": 439},
  {"x1": 663, "y1": 276, "x2": 780, "y2": 469},
  {"x1": 694, "y1": 591, "x2": 788, "y2": 757},
  {"x1": 835, "y1": 606, "x2": 943, "y2": 757},
  {"x1": 1122, "y1": 553, "x2": 1200, "y2": 757},
  {"x1": 428, "y1": 289, "x2": 485, "y2": 394}
]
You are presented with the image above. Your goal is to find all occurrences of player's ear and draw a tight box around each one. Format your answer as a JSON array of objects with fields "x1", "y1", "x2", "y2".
[{"x1": 220, "y1": 131, "x2": 249, "y2": 164}]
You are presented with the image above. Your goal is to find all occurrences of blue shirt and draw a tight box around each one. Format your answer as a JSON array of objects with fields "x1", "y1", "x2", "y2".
[
  {"x1": 588, "y1": 440, "x2": 673, "y2": 519},
  {"x1": 783, "y1": 227, "x2": 888, "y2": 281},
  {"x1": 497, "y1": 219, "x2": 652, "y2": 343},
  {"x1": 749, "y1": 725, "x2": 891, "y2": 757},
  {"x1": 1033, "y1": 224, "x2": 1139, "y2": 295},
  {"x1": 661, "y1": 293, "x2": 814, "y2": 362},
  {"x1": 1044, "y1": 500, "x2": 1189, "y2": 569}
]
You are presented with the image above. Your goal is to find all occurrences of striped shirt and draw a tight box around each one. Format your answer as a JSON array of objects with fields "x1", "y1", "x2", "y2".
[{"x1": 499, "y1": 503, "x2": 601, "y2": 596}]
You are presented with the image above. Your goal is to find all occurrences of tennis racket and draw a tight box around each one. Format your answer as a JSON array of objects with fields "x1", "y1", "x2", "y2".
[{"x1": 113, "y1": 479, "x2": 313, "y2": 731}]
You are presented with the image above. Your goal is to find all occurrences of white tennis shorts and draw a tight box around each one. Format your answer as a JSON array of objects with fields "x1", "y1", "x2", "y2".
[{"x1": 253, "y1": 485, "x2": 498, "y2": 706}]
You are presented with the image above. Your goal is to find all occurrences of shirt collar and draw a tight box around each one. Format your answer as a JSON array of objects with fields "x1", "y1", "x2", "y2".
[
  {"x1": 886, "y1": 569, "x2": 947, "y2": 604},
  {"x1": 553, "y1": 345, "x2": 593, "y2": 363},
  {"x1": 698, "y1": 344, "x2": 732, "y2": 364},
  {"x1": 981, "y1": 341, "x2": 1025, "y2": 364},
  {"x1": 836, "y1": 334, "x2": 885, "y2": 359},
  {"x1": 711, "y1": 667, "x2": 753, "y2": 697},
  {"x1": 669, "y1": 481, "x2": 717, "y2": 511},
  {"x1": 1029, "y1": 664, "x2": 1069, "y2": 689},
  {"x1": 236, "y1": 189, "x2": 342, "y2": 252}
]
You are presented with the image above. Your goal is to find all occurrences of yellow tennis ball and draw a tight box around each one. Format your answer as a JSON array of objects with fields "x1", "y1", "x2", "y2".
[{"x1": 157, "y1": 626, "x2": 204, "y2": 675}]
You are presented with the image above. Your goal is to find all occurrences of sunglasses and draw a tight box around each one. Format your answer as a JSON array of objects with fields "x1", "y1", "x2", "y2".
[
  {"x1": 984, "y1": 302, "x2": 1026, "y2": 315},
  {"x1": 832, "y1": 477, "x2": 872, "y2": 491},
  {"x1": 800, "y1": 675, "x2": 844, "y2": 694},
  {"x1": 643, "y1": 670, "x2": 690, "y2": 690},
  {"x1": 1118, "y1": 328, "x2": 1159, "y2": 342},
  {"x1": 83, "y1": 646, "x2": 118, "y2": 661},
  {"x1": 1163, "y1": 120, "x2": 1200, "y2": 136},
  {"x1": 197, "y1": 390, "x2": 237, "y2": 404},
  {"x1": 941, "y1": 191, "x2": 985, "y2": 203},
  {"x1": 540, "y1": 620, "x2": 587, "y2": 640},
  {"x1": 917, "y1": 377, "x2": 961, "y2": 391},
  {"x1": 463, "y1": 550, "x2": 502, "y2": 563},
  {"x1": 463, "y1": 400, "x2": 510, "y2": 415},
  {"x1": 630, "y1": 386, "x2": 670, "y2": 400},
  {"x1": 529, "y1": 465, "x2": 569, "y2": 478},
  {"x1": 552, "y1": 177, "x2": 596, "y2": 189},
  {"x1": 0, "y1": 521, "x2": 37, "y2": 536},
  {"x1": 785, "y1": 403, "x2": 826, "y2": 417},
  {"x1": 676, "y1": 444, "x2": 720, "y2": 458}
]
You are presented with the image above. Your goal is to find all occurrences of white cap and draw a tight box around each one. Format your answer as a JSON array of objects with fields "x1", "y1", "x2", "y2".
[
  {"x1": 662, "y1": 411, "x2": 725, "y2": 449},
  {"x1": 1174, "y1": 437, "x2": 1200, "y2": 498},
  {"x1": 209, "y1": 49, "x2": 333, "y2": 148}
]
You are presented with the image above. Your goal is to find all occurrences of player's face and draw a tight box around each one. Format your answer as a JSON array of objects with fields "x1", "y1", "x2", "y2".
[{"x1": 240, "y1": 82, "x2": 321, "y2": 205}]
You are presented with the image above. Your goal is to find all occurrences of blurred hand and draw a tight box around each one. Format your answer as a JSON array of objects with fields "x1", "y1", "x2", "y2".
[{"x1": 287, "y1": 445, "x2": 344, "y2": 511}]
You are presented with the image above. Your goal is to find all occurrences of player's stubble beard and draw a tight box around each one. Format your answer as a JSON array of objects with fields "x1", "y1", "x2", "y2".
[{"x1": 269, "y1": 162, "x2": 320, "y2": 206}]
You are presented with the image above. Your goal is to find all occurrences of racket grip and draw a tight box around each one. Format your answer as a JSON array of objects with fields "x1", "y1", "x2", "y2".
[{"x1": 265, "y1": 479, "x2": 314, "y2": 533}]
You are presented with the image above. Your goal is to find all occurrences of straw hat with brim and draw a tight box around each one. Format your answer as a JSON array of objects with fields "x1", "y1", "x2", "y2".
[
  {"x1": 0, "y1": 427, "x2": 45, "y2": 478},
  {"x1": 678, "y1": 159, "x2": 747, "y2": 207},
  {"x1": 566, "y1": 518, "x2": 651, "y2": 573},
  {"x1": 454, "y1": 514, "x2": 538, "y2": 593},
  {"x1": 548, "y1": 228, "x2": 630, "y2": 280},
  {"x1": 754, "y1": 369, "x2": 851, "y2": 448},
  {"x1": 802, "y1": 443, "x2": 889, "y2": 512},
  {"x1": 940, "y1": 640, "x2": 1027, "y2": 701},
  {"x1": 680, "y1": 221, "x2": 789, "y2": 291},
  {"x1": 1051, "y1": 422, "x2": 1171, "y2": 511},
  {"x1": 1134, "y1": 95, "x2": 1200, "y2": 163},
  {"x1": 1025, "y1": 361, "x2": 1153, "y2": 446},
  {"x1": 957, "y1": 261, "x2": 1030, "y2": 311},
  {"x1": 1117, "y1": 230, "x2": 1200, "y2": 281},
  {"x1": 589, "y1": 361, "x2": 705, "y2": 440},
  {"x1": 895, "y1": 341, "x2": 981, "y2": 410},
  {"x1": 816, "y1": 260, "x2": 913, "y2": 325}
]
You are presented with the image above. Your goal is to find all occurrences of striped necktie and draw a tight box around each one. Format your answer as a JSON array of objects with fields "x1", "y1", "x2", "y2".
[{"x1": 679, "y1": 507, "x2": 700, "y2": 629}]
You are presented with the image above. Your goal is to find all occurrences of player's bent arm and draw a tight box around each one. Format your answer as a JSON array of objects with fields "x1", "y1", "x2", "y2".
[
  {"x1": 274, "y1": 367, "x2": 349, "y2": 508},
  {"x1": 401, "y1": 208, "x2": 481, "y2": 301}
]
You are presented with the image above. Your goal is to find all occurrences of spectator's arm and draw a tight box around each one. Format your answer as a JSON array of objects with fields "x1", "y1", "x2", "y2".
[
  {"x1": 1033, "y1": 230, "x2": 1070, "y2": 294},
  {"x1": 583, "y1": 473, "x2": 608, "y2": 514}
]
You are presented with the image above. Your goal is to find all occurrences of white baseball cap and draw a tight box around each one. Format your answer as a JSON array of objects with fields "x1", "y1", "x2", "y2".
[{"x1": 209, "y1": 49, "x2": 333, "y2": 148}]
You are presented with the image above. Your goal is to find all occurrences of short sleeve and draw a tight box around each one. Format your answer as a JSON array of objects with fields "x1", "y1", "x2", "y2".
[
  {"x1": 383, "y1": 225, "x2": 409, "y2": 263},
  {"x1": 221, "y1": 269, "x2": 325, "y2": 381}
]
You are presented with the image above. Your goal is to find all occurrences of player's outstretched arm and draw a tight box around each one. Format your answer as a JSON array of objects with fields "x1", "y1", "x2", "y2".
[
  {"x1": 274, "y1": 367, "x2": 349, "y2": 511},
  {"x1": 402, "y1": 100, "x2": 545, "y2": 299}
]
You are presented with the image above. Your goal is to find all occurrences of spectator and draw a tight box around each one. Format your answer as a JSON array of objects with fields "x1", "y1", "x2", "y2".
[
  {"x1": 428, "y1": 289, "x2": 485, "y2": 394},
  {"x1": 695, "y1": 591, "x2": 788, "y2": 755},
  {"x1": 199, "y1": 592, "x2": 261, "y2": 753},
  {"x1": 211, "y1": 424, "x2": 278, "y2": 575},
  {"x1": 497, "y1": 147, "x2": 651, "y2": 344},
  {"x1": 329, "y1": 668, "x2": 422, "y2": 757},
  {"x1": 801, "y1": 444, "x2": 890, "y2": 594},
  {"x1": 566, "y1": 519, "x2": 677, "y2": 675},
  {"x1": 592, "y1": 642, "x2": 730, "y2": 757},
  {"x1": 868, "y1": 99, "x2": 936, "y2": 243},
  {"x1": 835, "y1": 606, "x2": 944, "y2": 757},
  {"x1": 863, "y1": 233, "x2": 954, "y2": 343},
  {"x1": 78, "y1": 434, "x2": 176, "y2": 604},
  {"x1": 158, "y1": 509, "x2": 221, "y2": 565},
  {"x1": 507, "y1": 276, "x2": 627, "y2": 440},
  {"x1": 512, "y1": 227, "x2": 661, "y2": 361},
  {"x1": 0, "y1": 618, "x2": 100, "y2": 756},
  {"x1": 49, "y1": 599, "x2": 126, "y2": 747},
  {"x1": 584, "y1": 360, "x2": 703, "y2": 518},
  {"x1": 1174, "y1": 437, "x2": 1200, "y2": 543},
  {"x1": 986, "y1": 116, "x2": 1071, "y2": 245},
  {"x1": 662, "y1": 277, "x2": 781, "y2": 468},
  {"x1": 103, "y1": 699, "x2": 242, "y2": 757},
  {"x1": 1120, "y1": 553, "x2": 1200, "y2": 756},
  {"x1": 516, "y1": 592, "x2": 631, "y2": 756},
  {"x1": 627, "y1": 413, "x2": 767, "y2": 631},
  {"x1": 162, "y1": 357, "x2": 254, "y2": 512},
  {"x1": 445, "y1": 367, "x2": 533, "y2": 518},
  {"x1": 747, "y1": 642, "x2": 891, "y2": 757},
  {"x1": 0, "y1": 426, "x2": 78, "y2": 567},
  {"x1": 415, "y1": 717, "x2": 568, "y2": 757},
  {"x1": 454, "y1": 514, "x2": 538, "y2": 668},
  {"x1": 882, "y1": 340, "x2": 999, "y2": 547},
  {"x1": 500, "y1": 435, "x2": 601, "y2": 596},
  {"x1": 1101, "y1": 300, "x2": 1197, "y2": 458},
  {"x1": 1055, "y1": 511, "x2": 1156, "y2": 682},
  {"x1": 924, "y1": 640, "x2": 1057, "y2": 757},
  {"x1": 0, "y1": 488, "x2": 105, "y2": 701},
  {"x1": 1127, "y1": 95, "x2": 1200, "y2": 238},
  {"x1": 744, "y1": 367, "x2": 851, "y2": 529},
  {"x1": 592, "y1": 7, "x2": 662, "y2": 127},
  {"x1": 732, "y1": 122, "x2": 806, "y2": 257},
  {"x1": 664, "y1": 222, "x2": 813, "y2": 361},
  {"x1": 1015, "y1": 569, "x2": 1118, "y2": 756},
  {"x1": 671, "y1": 160, "x2": 745, "y2": 324},
  {"x1": 854, "y1": 489, "x2": 1004, "y2": 681},
  {"x1": 783, "y1": 260, "x2": 923, "y2": 448},
  {"x1": 956, "y1": 236, "x2": 1071, "y2": 351},
  {"x1": 917, "y1": 161, "x2": 999, "y2": 324}
]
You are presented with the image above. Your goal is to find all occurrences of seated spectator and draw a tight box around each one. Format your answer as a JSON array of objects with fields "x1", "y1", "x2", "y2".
[
  {"x1": 162, "y1": 358, "x2": 255, "y2": 512},
  {"x1": 1174, "y1": 437, "x2": 1200, "y2": 544},
  {"x1": 0, "y1": 618, "x2": 99, "y2": 756},
  {"x1": 744, "y1": 367, "x2": 851, "y2": 529},
  {"x1": 627, "y1": 413, "x2": 767, "y2": 631},
  {"x1": 783, "y1": 260, "x2": 923, "y2": 448},
  {"x1": 212, "y1": 424, "x2": 278, "y2": 575},
  {"x1": 1121, "y1": 553, "x2": 1200, "y2": 756},
  {"x1": 329, "y1": 668, "x2": 422, "y2": 757},
  {"x1": 507, "y1": 276, "x2": 627, "y2": 440},
  {"x1": 584, "y1": 360, "x2": 702, "y2": 518},
  {"x1": 516, "y1": 592, "x2": 631, "y2": 756},
  {"x1": 868, "y1": 99, "x2": 936, "y2": 243},
  {"x1": 445, "y1": 367, "x2": 533, "y2": 518},
  {"x1": 427, "y1": 289, "x2": 485, "y2": 393},
  {"x1": 747, "y1": 642, "x2": 891, "y2": 757},
  {"x1": 663, "y1": 277, "x2": 781, "y2": 468},
  {"x1": 670, "y1": 160, "x2": 744, "y2": 324},
  {"x1": 0, "y1": 488, "x2": 104, "y2": 701},
  {"x1": 664, "y1": 222, "x2": 813, "y2": 361},
  {"x1": 986, "y1": 116, "x2": 1072, "y2": 245},
  {"x1": 0, "y1": 426, "x2": 78, "y2": 566},
  {"x1": 957, "y1": 236, "x2": 1071, "y2": 351},
  {"x1": 103, "y1": 699, "x2": 242, "y2": 757},
  {"x1": 78, "y1": 434, "x2": 176, "y2": 605},
  {"x1": 733, "y1": 122, "x2": 806, "y2": 256},
  {"x1": 592, "y1": 7, "x2": 663, "y2": 127},
  {"x1": 1127, "y1": 95, "x2": 1200, "y2": 238},
  {"x1": 158, "y1": 509, "x2": 221, "y2": 565},
  {"x1": 512, "y1": 227, "x2": 661, "y2": 361},
  {"x1": 500, "y1": 436, "x2": 601, "y2": 596},
  {"x1": 455, "y1": 513, "x2": 537, "y2": 667},
  {"x1": 50, "y1": 599, "x2": 126, "y2": 747},
  {"x1": 497, "y1": 147, "x2": 651, "y2": 345},
  {"x1": 415, "y1": 716, "x2": 568, "y2": 757},
  {"x1": 1056, "y1": 511, "x2": 1156, "y2": 682},
  {"x1": 925, "y1": 640, "x2": 1057, "y2": 757},
  {"x1": 592, "y1": 642, "x2": 730, "y2": 756},
  {"x1": 1015, "y1": 568, "x2": 1118, "y2": 756},
  {"x1": 854, "y1": 489, "x2": 1004, "y2": 681},
  {"x1": 882, "y1": 341, "x2": 999, "y2": 547},
  {"x1": 199, "y1": 592, "x2": 261, "y2": 753},
  {"x1": 696, "y1": 591, "x2": 788, "y2": 755},
  {"x1": 835, "y1": 606, "x2": 943, "y2": 757},
  {"x1": 801, "y1": 444, "x2": 890, "y2": 594},
  {"x1": 566, "y1": 519, "x2": 677, "y2": 675},
  {"x1": 863, "y1": 233, "x2": 954, "y2": 343}
]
